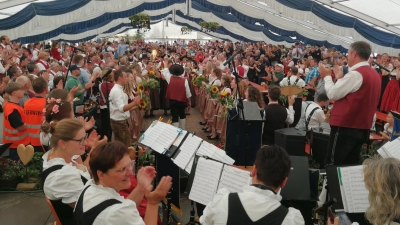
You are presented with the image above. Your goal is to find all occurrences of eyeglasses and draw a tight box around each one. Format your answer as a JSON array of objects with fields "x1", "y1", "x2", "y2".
[
  {"x1": 66, "y1": 133, "x2": 88, "y2": 145},
  {"x1": 108, "y1": 161, "x2": 134, "y2": 173}
]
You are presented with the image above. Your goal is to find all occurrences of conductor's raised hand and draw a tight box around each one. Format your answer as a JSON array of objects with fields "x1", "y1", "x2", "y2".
[{"x1": 145, "y1": 176, "x2": 173, "y2": 205}]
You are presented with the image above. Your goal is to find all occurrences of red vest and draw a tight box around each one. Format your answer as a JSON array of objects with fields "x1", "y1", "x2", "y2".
[
  {"x1": 330, "y1": 65, "x2": 381, "y2": 129},
  {"x1": 36, "y1": 60, "x2": 50, "y2": 70},
  {"x1": 166, "y1": 76, "x2": 187, "y2": 102},
  {"x1": 284, "y1": 59, "x2": 292, "y2": 75}
]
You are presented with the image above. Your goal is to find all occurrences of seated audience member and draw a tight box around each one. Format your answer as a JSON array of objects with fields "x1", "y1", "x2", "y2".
[
  {"x1": 304, "y1": 93, "x2": 329, "y2": 130},
  {"x1": 380, "y1": 111, "x2": 395, "y2": 141},
  {"x1": 3, "y1": 82, "x2": 30, "y2": 160},
  {"x1": 200, "y1": 145, "x2": 305, "y2": 225},
  {"x1": 262, "y1": 85, "x2": 295, "y2": 145},
  {"x1": 42, "y1": 119, "x2": 92, "y2": 225},
  {"x1": 329, "y1": 157, "x2": 400, "y2": 225},
  {"x1": 73, "y1": 141, "x2": 172, "y2": 225}
]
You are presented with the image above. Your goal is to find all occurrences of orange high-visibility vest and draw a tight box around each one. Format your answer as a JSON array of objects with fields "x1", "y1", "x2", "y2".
[
  {"x1": 3, "y1": 102, "x2": 30, "y2": 148},
  {"x1": 24, "y1": 97, "x2": 46, "y2": 146}
]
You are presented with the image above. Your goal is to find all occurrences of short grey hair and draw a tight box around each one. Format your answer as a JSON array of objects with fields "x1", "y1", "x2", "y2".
[{"x1": 349, "y1": 41, "x2": 371, "y2": 61}]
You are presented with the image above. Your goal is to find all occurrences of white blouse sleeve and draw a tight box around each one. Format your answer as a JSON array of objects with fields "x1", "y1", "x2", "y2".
[{"x1": 44, "y1": 165, "x2": 88, "y2": 204}]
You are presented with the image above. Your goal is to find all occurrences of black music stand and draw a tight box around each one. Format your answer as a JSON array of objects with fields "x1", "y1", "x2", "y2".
[{"x1": 325, "y1": 166, "x2": 372, "y2": 225}]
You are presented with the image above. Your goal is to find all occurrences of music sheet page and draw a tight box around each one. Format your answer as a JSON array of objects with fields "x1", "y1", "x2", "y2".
[
  {"x1": 339, "y1": 166, "x2": 369, "y2": 213},
  {"x1": 379, "y1": 138, "x2": 400, "y2": 159},
  {"x1": 171, "y1": 130, "x2": 188, "y2": 147},
  {"x1": 141, "y1": 122, "x2": 179, "y2": 154},
  {"x1": 173, "y1": 135, "x2": 202, "y2": 170},
  {"x1": 217, "y1": 165, "x2": 251, "y2": 193},
  {"x1": 189, "y1": 157, "x2": 223, "y2": 206}
]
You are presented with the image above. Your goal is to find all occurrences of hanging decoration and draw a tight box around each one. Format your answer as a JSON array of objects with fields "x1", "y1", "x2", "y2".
[
  {"x1": 181, "y1": 27, "x2": 192, "y2": 35},
  {"x1": 199, "y1": 21, "x2": 219, "y2": 32},
  {"x1": 129, "y1": 13, "x2": 151, "y2": 33}
]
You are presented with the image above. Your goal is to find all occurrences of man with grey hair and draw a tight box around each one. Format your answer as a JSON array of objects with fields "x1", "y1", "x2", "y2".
[
  {"x1": 49, "y1": 62, "x2": 61, "y2": 90},
  {"x1": 318, "y1": 41, "x2": 381, "y2": 165},
  {"x1": 27, "y1": 62, "x2": 39, "y2": 79},
  {"x1": 15, "y1": 76, "x2": 33, "y2": 107}
]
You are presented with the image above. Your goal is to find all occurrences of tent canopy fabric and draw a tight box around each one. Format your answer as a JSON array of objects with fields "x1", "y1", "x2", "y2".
[{"x1": 0, "y1": 0, "x2": 398, "y2": 54}]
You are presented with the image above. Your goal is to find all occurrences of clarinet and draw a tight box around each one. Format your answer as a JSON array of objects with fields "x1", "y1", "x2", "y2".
[
  {"x1": 135, "y1": 145, "x2": 139, "y2": 174},
  {"x1": 167, "y1": 188, "x2": 173, "y2": 225}
]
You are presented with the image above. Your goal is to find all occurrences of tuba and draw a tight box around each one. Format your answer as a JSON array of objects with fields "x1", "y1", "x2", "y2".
[{"x1": 150, "y1": 44, "x2": 159, "y2": 62}]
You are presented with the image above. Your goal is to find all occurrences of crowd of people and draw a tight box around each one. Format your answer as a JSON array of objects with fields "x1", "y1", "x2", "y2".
[{"x1": 1, "y1": 34, "x2": 400, "y2": 224}]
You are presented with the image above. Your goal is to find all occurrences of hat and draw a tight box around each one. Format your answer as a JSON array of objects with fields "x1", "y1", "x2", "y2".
[
  {"x1": 180, "y1": 55, "x2": 188, "y2": 61},
  {"x1": 169, "y1": 64, "x2": 185, "y2": 76},
  {"x1": 298, "y1": 68, "x2": 304, "y2": 74},
  {"x1": 275, "y1": 64, "x2": 284, "y2": 69},
  {"x1": 86, "y1": 60, "x2": 93, "y2": 64},
  {"x1": 69, "y1": 65, "x2": 80, "y2": 71},
  {"x1": 141, "y1": 54, "x2": 149, "y2": 60}
]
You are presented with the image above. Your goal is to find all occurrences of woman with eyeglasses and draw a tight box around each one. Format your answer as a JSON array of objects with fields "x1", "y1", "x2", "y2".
[
  {"x1": 42, "y1": 118, "x2": 93, "y2": 225},
  {"x1": 73, "y1": 141, "x2": 172, "y2": 225}
]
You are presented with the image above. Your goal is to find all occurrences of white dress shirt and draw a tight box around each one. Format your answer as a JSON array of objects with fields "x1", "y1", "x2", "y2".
[
  {"x1": 242, "y1": 65, "x2": 249, "y2": 77},
  {"x1": 42, "y1": 151, "x2": 91, "y2": 204},
  {"x1": 200, "y1": 186, "x2": 304, "y2": 225},
  {"x1": 109, "y1": 83, "x2": 130, "y2": 121},
  {"x1": 279, "y1": 75, "x2": 306, "y2": 87},
  {"x1": 208, "y1": 77, "x2": 221, "y2": 87},
  {"x1": 162, "y1": 68, "x2": 192, "y2": 98},
  {"x1": 77, "y1": 179, "x2": 144, "y2": 225},
  {"x1": 304, "y1": 102, "x2": 325, "y2": 130},
  {"x1": 268, "y1": 102, "x2": 295, "y2": 124},
  {"x1": 324, "y1": 61, "x2": 368, "y2": 101}
]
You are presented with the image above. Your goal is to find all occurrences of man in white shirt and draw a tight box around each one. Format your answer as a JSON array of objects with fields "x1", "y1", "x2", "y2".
[
  {"x1": 318, "y1": 41, "x2": 381, "y2": 165},
  {"x1": 109, "y1": 69, "x2": 140, "y2": 146},
  {"x1": 0, "y1": 35, "x2": 11, "y2": 50},
  {"x1": 48, "y1": 62, "x2": 61, "y2": 90},
  {"x1": 27, "y1": 62, "x2": 39, "y2": 79},
  {"x1": 279, "y1": 67, "x2": 305, "y2": 87},
  {"x1": 200, "y1": 145, "x2": 305, "y2": 225},
  {"x1": 304, "y1": 93, "x2": 328, "y2": 130},
  {"x1": 291, "y1": 42, "x2": 304, "y2": 64},
  {"x1": 32, "y1": 42, "x2": 41, "y2": 61}
]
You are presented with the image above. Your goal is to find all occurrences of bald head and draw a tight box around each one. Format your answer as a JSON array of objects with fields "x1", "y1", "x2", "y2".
[{"x1": 16, "y1": 76, "x2": 32, "y2": 91}]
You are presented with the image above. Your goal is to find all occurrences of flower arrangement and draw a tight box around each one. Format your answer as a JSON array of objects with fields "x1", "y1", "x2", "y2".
[
  {"x1": 141, "y1": 78, "x2": 160, "y2": 90},
  {"x1": 138, "y1": 93, "x2": 150, "y2": 110},
  {"x1": 217, "y1": 91, "x2": 235, "y2": 108},
  {"x1": 44, "y1": 98, "x2": 63, "y2": 115},
  {"x1": 194, "y1": 75, "x2": 209, "y2": 87},
  {"x1": 148, "y1": 70, "x2": 157, "y2": 79},
  {"x1": 208, "y1": 85, "x2": 220, "y2": 99}
]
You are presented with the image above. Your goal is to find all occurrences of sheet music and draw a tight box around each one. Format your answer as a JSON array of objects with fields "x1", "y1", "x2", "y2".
[
  {"x1": 189, "y1": 157, "x2": 223, "y2": 206},
  {"x1": 184, "y1": 155, "x2": 195, "y2": 174},
  {"x1": 140, "y1": 122, "x2": 179, "y2": 154},
  {"x1": 172, "y1": 130, "x2": 188, "y2": 147},
  {"x1": 196, "y1": 142, "x2": 235, "y2": 165},
  {"x1": 173, "y1": 135, "x2": 202, "y2": 171},
  {"x1": 378, "y1": 138, "x2": 400, "y2": 159},
  {"x1": 217, "y1": 165, "x2": 251, "y2": 193},
  {"x1": 338, "y1": 166, "x2": 369, "y2": 213}
]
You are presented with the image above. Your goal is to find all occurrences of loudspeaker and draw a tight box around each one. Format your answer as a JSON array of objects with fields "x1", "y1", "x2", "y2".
[
  {"x1": 281, "y1": 156, "x2": 315, "y2": 225},
  {"x1": 311, "y1": 127, "x2": 330, "y2": 168},
  {"x1": 226, "y1": 107, "x2": 263, "y2": 166},
  {"x1": 274, "y1": 128, "x2": 306, "y2": 156}
]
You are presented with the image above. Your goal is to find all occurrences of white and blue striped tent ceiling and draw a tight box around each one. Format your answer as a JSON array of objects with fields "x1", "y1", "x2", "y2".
[{"x1": 0, "y1": 0, "x2": 399, "y2": 55}]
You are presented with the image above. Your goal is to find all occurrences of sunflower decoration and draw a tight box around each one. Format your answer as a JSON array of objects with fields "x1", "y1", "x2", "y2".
[
  {"x1": 137, "y1": 84, "x2": 145, "y2": 93},
  {"x1": 208, "y1": 85, "x2": 220, "y2": 99},
  {"x1": 211, "y1": 86, "x2": 219, "y2": 94},
  {"x1": 148, "y1": 70, "x2": 156, "y2": 79},
  {"x1": 138, "y1": 99, "x2": 147, "y2": 110}
]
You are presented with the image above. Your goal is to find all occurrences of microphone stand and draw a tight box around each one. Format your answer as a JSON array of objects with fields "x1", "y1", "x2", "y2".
[
  {"x1": 63, "y1": 48, "x2": 77, "y2": 89},
  {"x1": 230, "y1": 56, "x2": 250, "y2": 168}
]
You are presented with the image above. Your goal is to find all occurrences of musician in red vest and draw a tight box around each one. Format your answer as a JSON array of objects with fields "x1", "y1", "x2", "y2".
[
  {"x1": 165, "y1": 64, "x2": 191, "y2": 129},
  {"x1": 36, "y1": 52, "x2": 50, "y2": 72},
  {"x1": 318, "y1": 41, "x2": 381, "y2": 165}
]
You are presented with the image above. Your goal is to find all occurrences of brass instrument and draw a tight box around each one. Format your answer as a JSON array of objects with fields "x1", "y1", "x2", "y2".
[
  {"x1": 190, "y1": 64, "x2": 199, "y2": 77},
  {"x1": 150, "y1": 43, "x2": 159, "y2": 62}
]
